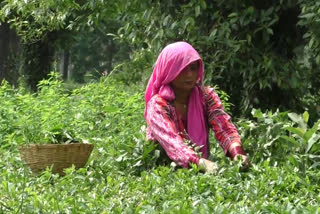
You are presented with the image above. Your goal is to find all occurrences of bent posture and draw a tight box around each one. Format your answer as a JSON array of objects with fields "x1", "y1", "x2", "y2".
[{"x1": 144, "y1": 41, "x2": 248, "y2": 173}]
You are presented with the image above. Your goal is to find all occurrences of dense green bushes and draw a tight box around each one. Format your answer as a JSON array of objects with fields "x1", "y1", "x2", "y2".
[
  {"x1": 115, "y1": 0, "x2": 320, "y2": 117},
  {"x1": 0, "y1": 74, "x2": 319, "y2": 213},
  {"x1": 1, "y1": 0, "x2": 320, "y2": 212},
  {"x1": 2, "y1": 0, "x2": 319, "y2": 116}
]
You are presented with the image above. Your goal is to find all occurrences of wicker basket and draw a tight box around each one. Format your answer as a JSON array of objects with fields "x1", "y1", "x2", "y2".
[{"x1": 19, "y1": 143, "x2": 94, "y2": 175}]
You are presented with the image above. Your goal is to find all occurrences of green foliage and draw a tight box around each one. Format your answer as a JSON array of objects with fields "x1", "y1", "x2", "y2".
[
  {"x1": 2, "y1": 0, "x2": 319, "y2": 113},
  {"x1": 19, "y1": 33, "x2": 58, "y2": 91},
  {"x1": 0, "y1": 0, "x2": 78, "y2": 42},
  {"x1": 298, "y1": 0, "x2": 320, "y2": 67},
  {"x1": 297, "y1": 0, "x2": 320, "y2": 103},
  {"x1": 69, "y1": 18, "x2": 131, "y2": 83},
  {"x1": 113, "y1": 0, "x2": 320, "y2": 116},
  {"x1": 286, "y1": 112, "x2": 320, "y2": 159},
  {"x1": 1, "y1": 1, "x2": 320, "y2": 211},
  {"x1": 0, "y1": 0, "x2": 119, "y2": 43},
  {"x1": 214, "y1": 85, "x2": 232, "y2": 114},
  {"x1": 111, "y1": 48, "x2": 154, "y2": 85},
  {"x1": 239, "y1": 109, "x2": 320, "y2": 171},
  {"x1": 1, "y1": 75, "x2": 320, "y2": 212},
  {"x1": 0, "y1": 0, "x2": 125, "y2": 88}
]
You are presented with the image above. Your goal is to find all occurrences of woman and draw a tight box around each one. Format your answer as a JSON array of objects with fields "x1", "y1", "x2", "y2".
[{"x1": 145, "y1": 41, "x2": 248, "y2": 174}]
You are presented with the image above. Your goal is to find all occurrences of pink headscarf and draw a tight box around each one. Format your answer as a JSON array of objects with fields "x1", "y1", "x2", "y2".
[{"x1": 145, "y1": 41, "x2": 209, "y2": 158}]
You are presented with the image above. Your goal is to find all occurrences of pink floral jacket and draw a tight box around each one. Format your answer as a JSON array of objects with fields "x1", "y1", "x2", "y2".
[{"x1": 146, "y1": 86, "x2": 241, "y2": 168}]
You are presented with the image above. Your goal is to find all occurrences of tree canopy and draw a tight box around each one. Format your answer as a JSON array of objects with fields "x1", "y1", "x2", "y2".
[{"x1": 0, "y1": 0, "x2": 319, "y2": 116}]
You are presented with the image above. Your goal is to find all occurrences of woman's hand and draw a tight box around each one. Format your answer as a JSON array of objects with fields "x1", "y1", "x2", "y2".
[
  {"x1": 233, "y1": 154, "x2": 250, "y2": 171},
  {"x1": 228, "y1": 143, "x2": 250, "y2": 171},
  {"x1": 198, "y1": 158, "x2": 218, "y2": 175}
]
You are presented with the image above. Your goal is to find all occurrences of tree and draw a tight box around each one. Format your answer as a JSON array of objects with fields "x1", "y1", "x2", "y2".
[
  {"x1": 112, "y1": 0, "x2": 320, "y2": 116},
  {"x1": 0, "y1": 21, "x2": 19, "y2": 85},
  {"x1": 69, "y1": 19, "x2": 130, "y2": 83},
  {"x1": 0, "y1": 0, "x2": 122, "y2": 89}
]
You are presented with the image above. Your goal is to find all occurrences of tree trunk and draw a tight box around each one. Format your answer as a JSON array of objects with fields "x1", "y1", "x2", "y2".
[
  {"x1": 22, "y1": 31, "x2": 57, "y2": 91},
  {"x1": 63, "y1": 50, "x2": 70, "y2": 80},
  {"x1": 0, "y1": 22, "x2": 10, "y2": 83},
  {"x1": 0, "y1": 22, "x2": 20, "y2": 85}
]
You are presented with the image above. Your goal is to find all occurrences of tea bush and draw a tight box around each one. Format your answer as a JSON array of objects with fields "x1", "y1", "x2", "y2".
[{"x1": 0, "y1": 74, "x2": 319, "y2": 213}]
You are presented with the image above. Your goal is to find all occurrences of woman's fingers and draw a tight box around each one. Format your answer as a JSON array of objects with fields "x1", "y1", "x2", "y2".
[
  {"x1": 199, "y1": 158, "x2": 218, "y2": 175},
  {"x1": 234, "y1": 154, "x2": 250, "y2": 171}
]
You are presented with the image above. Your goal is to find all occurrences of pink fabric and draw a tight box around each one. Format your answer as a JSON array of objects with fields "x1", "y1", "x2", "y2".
[
  {"x1": 145, "y1": 41, "x2": 209, "y2": 158},
  {"x1": 146, "y1": 95, "x2": 201, "y2": 167},
  {"x1": 145, "y1": 86, "x2": 242, "y2": 167}
]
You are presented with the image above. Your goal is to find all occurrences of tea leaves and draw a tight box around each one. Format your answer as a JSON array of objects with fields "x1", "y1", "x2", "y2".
[{"x1": 0, "y1": 74, "x2": 319, "y2": 213}]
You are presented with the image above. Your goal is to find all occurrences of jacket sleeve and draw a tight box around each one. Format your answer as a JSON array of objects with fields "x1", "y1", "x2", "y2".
[
  {"x1": 204, "y1": 87, "x2": 241, "y2": 154},
  {"x1": 146, "y1": 96, "x2": 200, "y2": 167}
]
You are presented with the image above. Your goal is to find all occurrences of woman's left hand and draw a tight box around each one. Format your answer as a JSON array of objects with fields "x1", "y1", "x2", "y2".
[{"x1": 233, "y1": 154, "x2": 250, "y2": 171}]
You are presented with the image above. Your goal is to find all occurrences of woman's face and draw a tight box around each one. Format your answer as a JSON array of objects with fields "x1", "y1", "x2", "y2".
[{"x1": 171, "y1": 61, "x2": 199, "y2": 92}]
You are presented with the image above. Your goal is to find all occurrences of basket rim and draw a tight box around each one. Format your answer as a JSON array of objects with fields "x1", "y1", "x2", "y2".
[
  {"x1": 19, "y1": 143, "x2": 94, "y2": 175},
  {"x1": 19, "y1": 143, "x2": 94, "y2": 149}
]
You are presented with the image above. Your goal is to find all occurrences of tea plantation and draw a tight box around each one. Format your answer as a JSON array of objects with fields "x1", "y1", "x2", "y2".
[{"x1": 0, "y1": 74, "x2": 319, "y2": 213}]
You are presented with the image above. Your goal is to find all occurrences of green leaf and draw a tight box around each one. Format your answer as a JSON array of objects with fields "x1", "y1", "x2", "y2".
[
  {"x1": 285, "y1": 126, "x2": 305, "y2": 138},
  {"x1": 303, "y1": 111, "x2": 309, "y2": 123},
  {"x1": 304, "y1": 120, "x2": 320, "y2": 141},
  {"x1": 304, "y1": 128, "x2": 317, "y2": 142},
  {"x1": 209, "y1": 29, "x2": 217, "y2": 38},
  {"x1": 104, "y1": 106, "x2": 118, "y2": 113},
  {"x1": 311, "y1": 120, "x2": 320, "y2": 131},
  {"x1": 288, "y1": 112, "x2": 307, "y2": 130},
  {"x1": 252, "y1": 109, "x2": 263, "y2": 119},
  {"x1": 306, "y1": 133, "x2": 320, "y2": 153},
  {"x1": 267, "y1": 28, "x2": 273, "y2": 35},
  {"x1": 199, "y1": 0, "x2": 206, "y2": 9},
  {"x1": 247, "y1": 6, "x2": 254, "y2": 14},
  {"x1": 300, "y1": 13, "x2": 315, "y2": 19},
  {"x1": 163, "y1": 15, "x2": 170, "y2": 26},
  {"x1": 195, "y1": 6, "x2": 200, "y2": 17},
  {"x1": 280, "y1": 135, "x2": 299, "y2": 146},
  {"x1": 288, "y1": 155, "x2": 298, "y2": 166},
  {"x1": 170, "y1": 21, "x2": 178, "y2": 30},
  {"x1": 228, "y1": 12, "x2": 238, "y2": 18}
]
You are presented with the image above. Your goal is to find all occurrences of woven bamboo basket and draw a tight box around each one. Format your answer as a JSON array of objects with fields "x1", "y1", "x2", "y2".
[{"x1": 19, "y1": 143, "x2": 94, "y2": 176}]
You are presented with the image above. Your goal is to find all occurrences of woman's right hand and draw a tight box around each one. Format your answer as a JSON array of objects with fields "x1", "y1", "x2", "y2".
[{"x1": 199, "y1": 158, "x2": 218, "y2": 175}]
